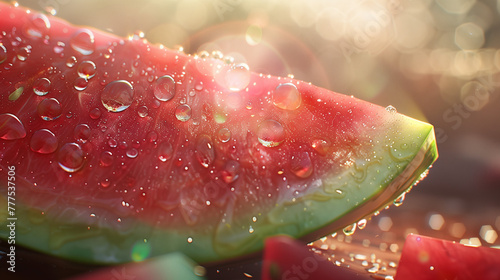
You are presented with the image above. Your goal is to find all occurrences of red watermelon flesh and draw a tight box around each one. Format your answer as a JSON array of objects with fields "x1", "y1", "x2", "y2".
[{"x1": 0, "y1": 3, "x2": 438, "y2": 264}]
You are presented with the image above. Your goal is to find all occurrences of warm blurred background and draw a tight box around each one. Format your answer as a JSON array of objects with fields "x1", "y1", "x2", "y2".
[{"x1": 10, "y1": 0, "x2": 500, "y2": 278}]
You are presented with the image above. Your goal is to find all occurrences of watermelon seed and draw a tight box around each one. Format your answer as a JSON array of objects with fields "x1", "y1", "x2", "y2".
[
  {"x1": 30, "y1": 129, "x2": 57, "y2": 154},
  {"x1": 0, "y1": 113, "x2": 26, "y2": 140},
  {"x1": 33, "y1": 77, "x2": 51, "y2": 96},
  {"x1": 70, "y1": 29, "x2": 95, "y2": 55}
]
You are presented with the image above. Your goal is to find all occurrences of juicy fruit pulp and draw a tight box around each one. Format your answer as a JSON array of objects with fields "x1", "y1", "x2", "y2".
[{"x1": 0, "y1": 3, "x2": 437, "y2": 264}]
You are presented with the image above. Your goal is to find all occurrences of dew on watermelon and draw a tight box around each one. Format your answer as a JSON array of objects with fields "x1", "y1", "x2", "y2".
[
  {"x1": 311, "y1": 139, "x2": 330, "y2": 156},
  {"x1": 108, "y1": 138, "x2": 118, "y2": 148},
  {"x1": 357, "y1": 218, "x2": 368, "y2": 230},
  {"x1": 99, "y1": 151, "x2": 113, "y2": 167},
  {"x1": 58, "y1": 142, "x2": 84, "y2": 172},
  {"x1": 37, "y1": 97, "x2": 62, "y2": 120},
  {"x1": 137, "y1": 105, "x2": 148, "y2": 117},
  {"x1": 89, "y1": 107, "x2": 101, "y2": 119},
  {"x1": 24, "y1": 13, "x2": 50, "y2": 38},
  {"x1": 30, "y1": 128, "x2": 57, "y2": 154},
  {"x1": 257, "y1": 119, "x2": 285, "y2": 147},
  {"x1": 225, "y1": 63, "x2": 250, "y2": 91},
  {"x1": 343, "y1": 223, "x2": 357, "y2": 236},
  {"x1": 217, "y1": 127, "x2": 231, "y2": 143},
  {"x1": 158, "y1": 141, "x2": 173, "y2": 162},
  {"x1": 70, "y1": 29, "x2": 95, "y2": 55},
  {"x1": 74, "y1": 124, "x2": 90, "y2": 143},
  {"x1": 154, "y1": 75, "x2": 176, "y2": 101},
  {"x1": 101, "y1": 80, "x2": 135, "y2": 112},
  {"x1": 100, "y1": 178, "x2": 110, "y2": 188},
  {"x1": 393, "y1": 192, "x2": 406, "y2": 207},
  {"x1": 126, "y1": 148, "x2": 138, "y2": 158},
  {"x1": 290, "y1": 151, "x2": 313, "y2": 178},
  {"x1": 222, "y1": 160, "x2": 240, "y2": 183},
  {"x1": 77, "y1": 60, "x2": 97, "y2": 78},
  {"x1": 17, "y1": 46, "x2": 30, "y2": 61},
  {"x1": 66, "y1": 55, "x2": 77, "y2": 67},
  {"x1": 32, "y1": 77, "x2": 51, "y2": 96},
  {"x1": 272, "y1": 83, "x2": 302, "y2": 110},
  {"x1": 73, "y1": 76, "x2": 88, "y2": 91},
  {"x1": 385, "y1": 105, "x2": 397, "y2": 113},
  {"x1": 175, "y1": 104, "x2": 192, "y2": 121},
  {"x1": 195, "y1": 81, "x2": 204, "y2": 91},
  {"x1": 195, "y1": 135, "x2": 215, "y2": 168},
  {"x1": 0, "y1": 44, "x2": 7, "y2": 63},
  {"x1": 53, "y1": 41, "x2": 65, "y2": 54},
  {"x1": 0, "y1": 113, "x2": 26, "y2": 140}
]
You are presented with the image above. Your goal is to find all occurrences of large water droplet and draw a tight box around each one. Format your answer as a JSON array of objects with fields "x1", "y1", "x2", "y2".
[
  {"x1": 154, "y1": 75, "x2": 176, "y2": 101},
  {"x1": 77, "y1": 60, "x2": 97, "y2": 79},
  {"x1": 33, "y1": 78, "x2": 51, "y2": 96},
  {"x1": 25, "y1": 14, "x2": 50, "y2": 38},
  {"x1": 273, "y1": 83, "x2": 301, "y2": 110},
  {"x1": 175, "y1": 104, "x2": 192, "y2": 121},
  {"x1": 74, "y1": 124, "x2": 90, "y2": 143},
  {"x1": 195, "y1": 135, "x2": 215, "y2": 168},
  {"x1": 137, "y1": 106, "x2": 148, "y2": 117},
  {"x1": 225, "y1": 63, "x2": 250, "y2": 91},
  {"x1": 126, "y1": 148, "x2": 138, "y2": 159},
  {"x1": 70, "y1": 29, "x2": 95, "y2": 55},
  {"x1": 0, "y1": 45, "x2": 7, "y2": 64},
  {"x1": 222, "y1": 160, "x2": 240, "y2": 183},
  {"x1": 100, "y1": 151, "x2": 113, "y2": 167},
  {"x1": 73, "y1": 77, "x2": 88, "y2": 91},
  {"x1": 30, "y1": 129, "x2": 57, "y2": 154},
  {"x1": 101, "y1": 80, "x2": 134, "y2": 112},
  {"x1": 157, "y1": 141, "x2": 173, "y2": 162},
  {"x1": 217, "y1": 128, "x2": 231, "y2": 143},
  {"x1": 291, "y1": 151, "x2": 313, "y2": 178},
  {"x1": 0, "y1": 113, "x2": 26, "y2": 140},
  {"x1": 343, "y1": 223, "x2": 357, "y2": 236},
  {"x1": 58, "y1": 143, "x2": 84, "y2": 173},
  {"x1": 38, "y1": 98, "x2": 62, "y2": 120},
  {"x1": 89, "y1": 108, "x2": 101, "y2": 119},
  {"x1": 257, "y1": 119, "x2": 285, "y2": 147},
  {"x1": 17, "y1": 46, "x2": 31, "y2": 61}
]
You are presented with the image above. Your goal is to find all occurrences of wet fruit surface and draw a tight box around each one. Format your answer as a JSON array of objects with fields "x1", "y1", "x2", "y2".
[{"x1": 0, "y1": 2, "x2": 437, "y2": 265}]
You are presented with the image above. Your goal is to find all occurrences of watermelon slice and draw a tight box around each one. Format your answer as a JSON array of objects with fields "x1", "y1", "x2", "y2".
[{"x1": 0, "y1": 3, "x2": 438, "y2": 265}]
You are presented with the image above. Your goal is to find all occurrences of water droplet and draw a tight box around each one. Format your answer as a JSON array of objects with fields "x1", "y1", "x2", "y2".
[
  {"x1": 357, "y1": 219, "x2": 367, "y2": 230},
  {"x1": 195, "y1": 81, "x2": 203, "y2": 91},
  {"x1": 126, "y1": 148, "x2": 139, "y2": 159},
  {"x1": 32, "y1": 78, "x2": 51, "y2": 96},
  {"x1": 77, "y1": 60, "x2": 97, "y2": 79},
  {"x1": 89, "y1": 108, "x2": 101, "y2": 119},
  {"x1": 0, "y1": 45, "x2": 7, "y2": 64},
  {"x1": 249, "y1": 226, "x2": 254, "y2": 234},
  {"x1": 385, "y1": 105, "x2": 397, "y2": 113},
  {"x1": 66, "y1": 56, "x2": 77, "y2": 67},
  {"x1": 137, "y1": 106, "x2": 148, "y2": 117},
  {"x1": 343, "y1": 223, "x2": 357, "y2": 236},
  {"x1": 0, "y1": 114, "x2": 26, "y2": 140},
  {"x1": 30, "y1": 129, "x2": 57, "y2": 154},
  {"x1": 157, "y1": 141, "x2": 173, "y2": 162},
  {"x1": 100, "y1": 151, "x2": 113, "y2": 167},
  {"x1": 38, "y1": 98, "x2": 62, "y2": 120},
  {"x1": 273, "y1": 83, "x2": 301, "y2": 110},
  {"x1": 187, "y1": 237, "x2": 193, "y2": 243},
  {"x1": 154, "y1": 75, "x2": 176, "y2": 101},
  {"x1": 53, "y1": 41, "x2": 65, "y2": 54},
  {"x1": 25, "y1": 14, "x2": 50, "y2": 38},
  {"x1": 108, "y1": 138, "x2": 118, "y2": 148},
  {"x1": 222, "y1": 160, "x2": 240, "y2": 183},
  {"x1": 257, "y1": 119, "x2": 285, "y2": 147},
  {"x1": 74, "y1": 77, "x2": 88, "y2": 91},
  {"x1": 217, "y1": 128, "x2": 231, "y2": 143},
  {"x1": 70, "y1": 29, "x2": 95, "y2": 55},
  {"x1": 290, "y1": 152, "x2": 313, "y2": 178},
  {"x1": 311, "y1": 139, "x2": 330, "y2": 156},
  {"x1": 101, "y1": 80, "x2": 134, "y2": 112},
  {"x1": 146, "y1": 131, "x2": 158, "y2": 143},
  {"x1": 74, "y1": 124, "x2": 90, "y2": 143},
  {"x1": 58, "y1": 143, "x2": 84, "y2": 173},
  {"x1": 17, "y1": 46, "x2": 31, "y2": 61},
  {"x1": 195, "y1": 136, "x2": 215, "y2": 168},
  {"x1": 175, "y1": 104, "x2": 192, "y2": 121},
  {"x1": 393, "y1": 192, "x2": 405, "y2": 207},
  {"x1": 225, "y1": 63, "x2": 250, "y2": 91}
]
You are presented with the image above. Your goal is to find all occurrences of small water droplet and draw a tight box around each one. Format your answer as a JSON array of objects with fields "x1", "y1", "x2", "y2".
[
  {"x1": 53, "y1": 41, "x2": 65, "y2": 54},
  {"x1": 100, "y1": 178, "x2": 110, "y2": 188},
  {"x1": 0, "y1": 114, "x2": 26, "y2": 140},
  {"x1": 33, "y1": 77, "x2": 51, "y2": 96},
  {"x1": 157, "y1": 141, "x2": 173, "y2": 162},
  {"x1": 30, "y1": 129, "x2": 57, "y2": 154},
  {"x1": 272, "y1": 83, "x2": 301, "y2": 110},
  {"x1": 290, "y1": 152, "x2": 313, "y2": 178},
  {"x1": 70, "y1": 29, "x2": 95, "y2": 55},
  {"x1": 249, "y1": 226, "x2": 254, "y2": 234},
  {"x1": 101, "y1": 80, "x2": 134, "y2": 112},
  {"x1": 66, "y1": 56, "x2": 77, "y2": 67},
  {"x1": 154, "y1": 75, "x2": 176, "y2": 101},
  {"x1": 137, "y1": 106, "x2": 148, "y2": 117},
  {"x1": 108, "y1": 138, "x2": 118, "y2": 148},
  {"x1": 385, "y1": 105, "x2": 397, "y2": 113},
  {"x1": 17, "y1": 46, "x2": 31, "y2": 61},
  {"x1": 146, "y1": 131, "x2": 158, "y2": 143},
  {"x1": 175, "y1": 104, "x2": 192, "y2": 122},
  {"x1": 74, "y1": 77, "x2": 88, "y2": 91},
  {"x1": 77, "y1": 60, "x2": 97, "y2": 79},
  {"x1": 195, "y1": 136, "x2": 215, "y2": 168},
  {"x1": 195, "y1": 81, "x2": 203, "y2": 91},
  {"x1": 222, "y1": 160, "x2": 240, "y2": 183},
  {"x1": 393, "y1": 192, "x2": 405, "y2": 207},
  {"x1": 126, "y1": 148, "x2": 139, "y2": 159},
  {"x1": 217, "y1": 128, "x2": 231, "y2": 143},
  {"x1": 225, "y1": 63, "x2": 250, "y2": 91},
  {"x1": 0, "y1": 45, "x2": 7, "y2": 64},
  {"x1": 187, "y1": 237, "x2": 193, "y2": 243},
  {"x1": 357, "y1": 219, "x2": 367, "y2": 230},
  {"x1": 100, "y1": 151, "x2": 113, "y2": 167},
  {"x1": 58, "y1": 143, "x2": 84, "y2": 173},
  {"x1": 74, "y1": 124, "x2": 90, "y2": 143},
  {"x1": 25, "y1": 14, "x2": 50, "y2": 38},
  {"x1": 343, "y1": 223, "x2": 357, "y2": 236},
  {"x1": 38, "y1": 98, "x2": 62, "y2": 120},
  {"x1": 89, "y1": 108, "x2": 101, "y2": 119},
  {"x1": 311, "y1": 139, "x2": 330, "y2": 156},
  {"x1": 257, "y1": 119, "x2": 285, "y2": 147}
]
